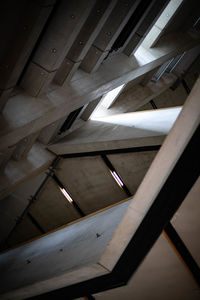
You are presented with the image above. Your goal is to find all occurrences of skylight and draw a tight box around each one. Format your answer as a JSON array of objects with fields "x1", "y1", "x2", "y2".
[{"x1": 135, "y1": 0, "x2": 184, "y2": 51}]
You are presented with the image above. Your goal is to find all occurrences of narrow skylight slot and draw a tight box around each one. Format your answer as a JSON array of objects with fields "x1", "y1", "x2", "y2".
[
  {"x1": 110, "y1": 170, "x2": 124, "y2": 188},
  {"x1": 135, "y1": 0, "x2": 184, "y2": 55},
  {"x1": 101, "y1": 84, "x2": 125, "y2": 109},
  {"x1": 59, "y1": 187, "x2": 73, "y2": 203}
]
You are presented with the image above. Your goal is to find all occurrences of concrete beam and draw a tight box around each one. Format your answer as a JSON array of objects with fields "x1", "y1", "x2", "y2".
[
  {"x1": 0, "y1": 30, "x2": 199, "y2": 151},
  {"x1": 0, "y1": 77, "x2": 199, "y2": 299},
  {"x1": 81, "y1": 0, "x2": 141, "y2": 73},
  {"x1": 54, "y1": 0, "x2": 117, "y2": 84},
  {"x1": 0, "y1": 146, "x2": 16, "y2": 171},
  {"x1": 0, "y1": 143, "x2": 55, "y2": 200},
  {"x1": 12, "y1": 132, "x2": 40, "y2": 161},
  {"x1": 38, "y1": 117, "x2": 66, "y2": 145},
  {"x1": 0, "y1": 200, "x2": 130, "y2": 300},
  {"x1": 48, "y1": 107, "x2": 181, "y2": 155},
  {"x1": 20, "y1": 0, "x2": 95, "y2": 97},
  {"x1": 80, "y1": 97, "x2": 102, "y2": 121},
  {"x1": 99, "y1": 76, "x2": 200, "y2": 271},
  {"x1": 93, "y1": 73, "x2": 176, "y2": 118},
  {"x1": 0, "y1": 1, "x2": 54, "y2": 110}
]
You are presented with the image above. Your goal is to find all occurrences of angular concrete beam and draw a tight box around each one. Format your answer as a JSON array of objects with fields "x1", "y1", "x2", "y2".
[
  {"x1": 0, "y1": 31, "x2": 199, "y2": 151},
  {"x1": 0, "y1": 143, "x2": 55, "y2": 200},
  {"x1": 99, "y1": 76, "x2": 200, "y2": 271},
  {"x1": 12, "y1": 131, "x2": 40, "y2": 161},
  {"x1": 102, "y1": 73, "x2": 177, "y2": 116},
  {"x1": 38, "y1": 117, "x2": 66, "y2": 145},
  {"x1": 0, "y1": 77, "x2": 199, "y2": 300},
  {"x1": 0, "y1": 1, "x2": 55, "y2": 110},
  {"x1": 0, "y1": 200, "x2": 129, "y2": 300},
  {"x1": 54, "y1": 0, "x2": 117, "y2": 84},
  {"x1": 81, "y1": 0, "x2": 141, "y2": 73},
  {"x1": 80, "y1": 97, "x2": 102, "y2": 121},
  {"x1": 92, "y1": 72, "x2": 176, "y2": 118},
  {"x1": 20, "y1": 0, "x2": 95, "y2": 97},
  {"x1": 48, "y1": 107, "x2": 182, "y2": 155}
]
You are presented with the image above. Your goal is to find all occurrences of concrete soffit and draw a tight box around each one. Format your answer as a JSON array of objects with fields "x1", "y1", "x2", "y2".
[{"x1": 0, "y1": 77, "x2": 199, "y2": 300}]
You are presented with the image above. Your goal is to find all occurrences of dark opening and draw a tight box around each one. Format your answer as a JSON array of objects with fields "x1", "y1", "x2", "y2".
[{"x1": 59, "y1": 106, "x2": 83, "y2": 134}]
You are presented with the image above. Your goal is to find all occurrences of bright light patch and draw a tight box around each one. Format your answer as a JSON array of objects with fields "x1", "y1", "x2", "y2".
[
  {"x1": 110, "y1": 170, "x2": 124, "y2": 188},
  {"x1": 94, "y1": 107, "x2": 182, "y2": 135},
  {"x1": 101, "y1": 84, "x2": 125, "y2": 109},
  {"x1": 90, "y1": 84, "x2": 125, "y2": 119},
  {"x1": 59, "y1": 187, "x2": 73, "y2": 203}
]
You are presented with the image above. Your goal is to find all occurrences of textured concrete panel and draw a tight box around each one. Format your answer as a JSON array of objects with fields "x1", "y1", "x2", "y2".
[
  {"x1": 56, "y1": 156, "x2": 127, "y2": 214},
  {"x1": 108, "y1": 151, "x2": 157, "y2": 195},
  {"x1": 30, "y1": 179, "x2": 80, "y2": 232},
  {"x1": 0, "y1": 201, "x2": 129, "y2": 299}
]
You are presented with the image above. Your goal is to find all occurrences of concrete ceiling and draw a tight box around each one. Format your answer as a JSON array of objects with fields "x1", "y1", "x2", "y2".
[{"x1": 0, "y1": 0, "x2": 200, "y2": 299}]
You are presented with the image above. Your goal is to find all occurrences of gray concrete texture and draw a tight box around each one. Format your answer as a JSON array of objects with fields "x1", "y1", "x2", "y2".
[
  {"x1": 0, "y1": 172, "x2": 46, "y2": 247},
  {"x1": 94, "y1": 176, "x2": 200, "y2": 300},
  {"x1": 108, "y1": 151, "x2": 157, "y2": 195},
  {"x1": 0, "y1": 201, "x2": 130, "y2": 298},
  {"x1": 48, "y1": 107, "x2": 181, "y2": 155},
  {"x1": 56, "y1": 156, "x2": 127, "y2": 214}
]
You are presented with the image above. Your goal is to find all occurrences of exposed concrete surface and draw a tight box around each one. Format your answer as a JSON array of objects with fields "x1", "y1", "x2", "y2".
[
  {"x1": 56, "y1": 156, "x2": 127, "y2": 214},
  {"x1": 94, "y1": 233, "x2": 200, "y2": 300},
  {"x1": 0, "y1": 201, "x2": 129, "y2": 299},
  {"x1": 0, "y1": 143, "x2": 55, "y2": 200},
  {"x1": 108, "y1": 151, "x2": 157, "y2": 195},
  {"x1": 0, "y1": 173, "x2": 46, "y2": 247},
  {"x1": 48, "y1": 107, "x2": 181, "y2": 155},
  {"x1": 29, "y1": 179, "x2": 80, "y2": 232}
]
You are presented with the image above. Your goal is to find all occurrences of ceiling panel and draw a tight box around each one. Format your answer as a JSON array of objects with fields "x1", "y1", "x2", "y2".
[
  {"x1": 7, "y1": 216, "x2": 42, "y2": 248},
  {"x1": 108, "y1": 151, "x2": 157, "y2": 195},
  {"x1": 30, "y1": 179, "x2": 80, "y2": 232},
  {"x1": 56, "y1": 156, "x2": 127, "y2": 214}
]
